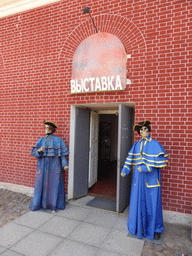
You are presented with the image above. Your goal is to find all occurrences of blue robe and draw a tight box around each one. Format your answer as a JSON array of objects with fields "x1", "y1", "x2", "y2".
[
  {"x1": 121, "y1": 135, "x2": 168, "y2": 240},
  {"x1": 29, "y1": 134, "x2": 69, "y2": 211}
]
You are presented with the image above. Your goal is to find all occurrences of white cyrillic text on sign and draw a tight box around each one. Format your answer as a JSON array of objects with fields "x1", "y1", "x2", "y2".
[{"x1": 71, "y1": 75, "x2": 123, "y2": 93}]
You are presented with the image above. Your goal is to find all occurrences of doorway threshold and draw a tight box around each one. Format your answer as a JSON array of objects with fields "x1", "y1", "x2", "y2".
[
  {"x1": 69, "y1": 195, "x2": 129, "y2": 214},
  {"x1": 69, "y1": 195, "x2": 116, "y2": 212},
  {"x1": 86, "y1": 197, "x2": 116, "y2": 212},
  {"x1": 88, "y1": 193, "x2": 116, "y2": 201},
  {"x1": 69, "y1": 196, "x2": 95, "y2": 207}
]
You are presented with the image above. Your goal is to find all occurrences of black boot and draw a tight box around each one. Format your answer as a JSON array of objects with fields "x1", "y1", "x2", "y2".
[{"x1": 154, "y1": 233, "x2": 161, "y2": 240}]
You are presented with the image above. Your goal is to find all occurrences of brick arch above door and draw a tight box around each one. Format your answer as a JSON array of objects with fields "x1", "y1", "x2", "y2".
[{"x1": 58, "y1": 14, "x2": 147, "y2": 62}]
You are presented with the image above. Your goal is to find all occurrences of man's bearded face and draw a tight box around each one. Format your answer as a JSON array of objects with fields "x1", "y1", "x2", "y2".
[{"x1": 140, "y1": 126, "x2": 149, "y2": 139}]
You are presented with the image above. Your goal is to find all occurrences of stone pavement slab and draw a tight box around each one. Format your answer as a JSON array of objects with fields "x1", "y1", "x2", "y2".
[
  {"x1": 13, "y1": 211, "x2": 53, "y2": 229},
  {"x1": 68, "y1": 222, "x2": 111, "y2": 247},
  {"x1": 95, "y1": 249, "x2": 123, "y2": 256},
  {"x1": 11, "y1": 230, "x2": 63, "y2": 256},
  {"x1": 0, "y1": 222, "x2": 33, "y2": 248},
  {"x1": 57, "y1": 204, "x2": 93, "y2": 221},
  {"x1": 0, "y1": 246, "x2": 6, "y2": 254},
  {"x1": 83, "y1": 208, "x2": 119, "y2": 228},
  {"x1": 49, "y1": 239, "x2": 98, "y2": 256},
  {"x1": 0, "y1": 249, "x2": 24, "y2": 256},
  {"x1": 38, "y1": 215, "x2": 81, "y2": 237},
  {"x1": 112, "y1": 215, "x2": 128, "y2": 232},
  {"x1": 101, "y1": 229, "x2": 144, "y2": 256}
]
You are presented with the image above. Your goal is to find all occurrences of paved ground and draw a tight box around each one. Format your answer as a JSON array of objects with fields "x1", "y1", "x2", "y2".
[
  {"x1": 0, "y1": 188, "x2": 191, "y2": 256},
  {"x1": 0, "y1": 189, "x2": 32, "y2": 228}
]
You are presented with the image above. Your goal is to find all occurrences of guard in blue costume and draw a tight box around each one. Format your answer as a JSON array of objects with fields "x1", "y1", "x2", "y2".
[
  {"x1": 29, "y1": 121, "x2": 69, "y2": 212},
  {"x1": 121, "y1": 120, "x2": 168, "y2": 240}
]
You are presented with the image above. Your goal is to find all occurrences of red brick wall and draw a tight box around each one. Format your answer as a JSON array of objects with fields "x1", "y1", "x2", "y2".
[{"x1": 0, "y1": 0, "x2": 191, "y2": 214}]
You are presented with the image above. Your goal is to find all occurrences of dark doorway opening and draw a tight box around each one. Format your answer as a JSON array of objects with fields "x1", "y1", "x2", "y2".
[{"x1": 88, "y1": 114, "x2": 118, "y2": 200}]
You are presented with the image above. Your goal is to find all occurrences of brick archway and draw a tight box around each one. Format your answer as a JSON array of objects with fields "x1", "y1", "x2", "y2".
[
  {"x1": 58, "y1": 14, "x2": 147, "y2": 93},
  {"x1": 59, "y1": 14, "x2": 146, "y2": 61}
]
